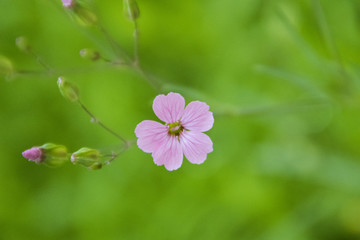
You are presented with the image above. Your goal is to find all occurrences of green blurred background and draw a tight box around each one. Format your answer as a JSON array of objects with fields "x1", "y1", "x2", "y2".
[{"x1": 1, "y1": 0, "x2": 360, "y2": 239}]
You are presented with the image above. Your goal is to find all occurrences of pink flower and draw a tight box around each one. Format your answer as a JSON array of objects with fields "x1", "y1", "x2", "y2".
[
  {"x1": 62, "y1": 0, "x2": 74, "y2": 8},
  {"x1": 22, "y1": 147, "x2": 43, "y2": 164},
  {"x1": 135, "y1": 92, "x2": 214, "y2": 171}
]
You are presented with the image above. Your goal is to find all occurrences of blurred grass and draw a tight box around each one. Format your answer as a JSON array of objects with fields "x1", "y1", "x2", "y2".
[{"x1": 1, "y1": 0, "x2": 360, "y2": 239}]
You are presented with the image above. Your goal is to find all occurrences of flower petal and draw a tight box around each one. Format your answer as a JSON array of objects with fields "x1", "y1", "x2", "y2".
[
  {"x1": 180, "y1": 131, "x2": 213, "y2": 164},
  {"x1": 152, "y1": 135, "x2": 183, "y2": 171},
  {"x1": 181, "y1": 101, "x2": 214, "y2": 132},
  {"x1": 135, "y1": 120, "x2": 168, "y2": 153},
  {"x1": 153, "y1": 92, "x2": 185, "y2": 124}
]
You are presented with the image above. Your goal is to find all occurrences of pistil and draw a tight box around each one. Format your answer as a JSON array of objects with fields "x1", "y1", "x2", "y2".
[{"x1": 168, "y1": 121, "x2": 183, "y2": 136}]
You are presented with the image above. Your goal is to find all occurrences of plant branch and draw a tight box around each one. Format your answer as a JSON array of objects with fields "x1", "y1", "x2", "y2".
[
  {"x1": 28, "y1": 49, "x2": 53, "y2": 72},
  {"x1": 78, "y1": 100, "x2": 128, "y2": 145}
]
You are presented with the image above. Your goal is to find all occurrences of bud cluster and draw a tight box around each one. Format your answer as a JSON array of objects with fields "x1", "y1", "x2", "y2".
[
  {"x1": 22, "y1": 144, "x2": 112, "y2": 170},
  {"x1": 18, "y1": 0, "x2": 141, "y2": 171},
  {"x1": 22, "y1": 143, "x2": 69, "y2": 167}
]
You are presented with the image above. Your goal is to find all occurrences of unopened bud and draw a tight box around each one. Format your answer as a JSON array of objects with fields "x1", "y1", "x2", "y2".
[
  {"x1": 71, "y1": 147, "x2": 102, "y2": 170},
  {"x1": 22, "y1": 147, "x2": 43, "y2": 164},
  {"x1": 123, "y1": 0, "x2": 140, "y2": 21},
  {"x1": 62, "y1": 0, "x2": 75, "y2": 9},
  {"x1": 57, "y1": 77, "x2": 79, "y2": 102},
  {"x1": 40, "y1": 143, "x2": 69, "y2": 166},
  {"x1": 0, "y1": 56, "x2": 14, "y2": 76},
  {"x1": 80, "y1": 48, "x2": 100, "y2": 61},
  {"x1": 22, "y1": 143, "x2": 69, "y2": 167},
  {"x1": 16, "y1": 36, "x2": 31, "y2": 53},
  {"x1": 74, "y1": 8, "x2": 97, "y2": 26}
]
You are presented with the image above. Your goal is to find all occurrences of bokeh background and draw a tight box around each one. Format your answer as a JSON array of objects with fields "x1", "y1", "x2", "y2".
[{"x1": 1, "y1": 0, "x2": 360, "y2": 239}]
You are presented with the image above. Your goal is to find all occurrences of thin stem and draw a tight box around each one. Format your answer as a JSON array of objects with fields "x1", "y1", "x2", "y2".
[
  {"x1": 103, "y1": 150, "x2": 123, "y2": 165},
  {"x1": 15, "y1": 70, "x2": 52, "y2": 76},
  {"x1": 277, "y1": 9, "x2": 323, "y2": 68},
  {"x1": 100, "y1": 56, "x2": 112, "y2": 63},
  {"x1": 134, "y1": 65, "x2": 163, "y2": 93},
  {"x1": 28, "y1": 49, "x2": 53, "y2": 72},
  {"x1": 255, "y1": 65, "x2": 327, "y2": 98},
  {"x1": 103, "y1": 139, "x2": 136, "y2": 165},
  {"x1": 13, "y1": 64, "x2": 117, "y2": 78},
  {"x1": 78, "y1": 100, "x2": 128, "y2": 145},
  {"x1": 133, "y1": 20, "x2": 140, "y2": 66},
  {"x1": 214, "y1": 98, "x2": 331, "y2": 117},
  {"x1": 97, "y1": 23, "x2": 130, "y2": 62},
  {"x1": 131, "y1": 20, "x2": 163, "y2": 93},
  {"x1": 130, "y1": 18, "x2": 162, "y2": 91},
  {"x1": 312, "y1": 0, "x2": 348, "y2": 84}
]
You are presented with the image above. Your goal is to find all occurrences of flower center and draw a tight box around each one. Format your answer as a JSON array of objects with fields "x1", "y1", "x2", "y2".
[{"x1": 168, "y1": 121, "x2": 183, "y2": 136}]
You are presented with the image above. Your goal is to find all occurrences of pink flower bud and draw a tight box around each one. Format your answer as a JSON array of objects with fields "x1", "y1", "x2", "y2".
[
  {"x1": 22, "y1": 147, "x2": 43, "y2": 164},
  {"x1": 22, "y1": 143, "x2": 69, "y2": 167},
  {"x1": 62, "y1": 0, "x2": 74, "y2": 9}
]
